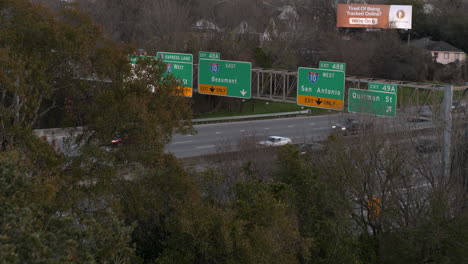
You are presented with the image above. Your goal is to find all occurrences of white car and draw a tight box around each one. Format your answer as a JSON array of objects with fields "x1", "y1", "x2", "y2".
[{"x1": 258, "y1": 136, "x2": 293, "y2": 146}]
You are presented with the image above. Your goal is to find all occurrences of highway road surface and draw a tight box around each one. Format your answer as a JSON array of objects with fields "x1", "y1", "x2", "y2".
[
  {"x1": 165, "y1": 114, "x2": 346, "y2": 158},
  {"x1": 35, "y1": 112, "x2": 436, "y2": 158},
  {"x1": 165, "y1": 112, "x2": 435, "y2": 158}
]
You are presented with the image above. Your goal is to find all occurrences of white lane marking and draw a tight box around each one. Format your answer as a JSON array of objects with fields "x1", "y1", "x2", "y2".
[
  {"x1": 240, "y1": 130, "x2": 245, "y2": 132},
  {"x1": 215, "y1": 132, "x2": 222, "y2": 134},
  {"x1": 173, "y1": 140, "x2": 193, "y2": 144},
  {"x1": 288, "y1": 125, "x2": 294, "y2": 128},
  {"x1": 303, "y1": 127, "x2": 330, "y2": 132},
  {"x1": 264, "y1": 128, "x2": 270, "y2": 130},
  {"x1": 197, "y1": 145, "x2": 215, "y2": 149},
  {"x1": 309, "y1": 123, "x2": 315, "y2": 125}
]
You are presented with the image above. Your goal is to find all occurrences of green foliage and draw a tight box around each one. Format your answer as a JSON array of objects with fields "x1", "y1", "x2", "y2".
[
  {"x1": 0, "y1": 0, "x2": 103, "y2": 133},
  {"x1": 276, "y1": 145, "x2": 363, "y2": 263},
  {"x1": 0, "y1": 206, "x2": 138, "y2": 263},
  {"x1": 226, "y1": 164, "x2": 310, "y2": 264},
  {"x1": 193, "y1": 99, "x2": 312, "y2": 119},
  {"x1": 2, "y1": 1, "x2": 467, "y2": 263},
  {"x1": 259, "y1": 43, "x2": 298, "y2": 70},
  {"x1": 0, "y1": 150, "x2": 139, "y2": 263},
  {"x1": 110, "y1": 156, "x2": 310, "y2": 264},
  {"x1": 0, "y1": 1, "x2": 193, "y2": 262},
  {"x1": 378, "y1": 195, "x2": 468, "y2": 264},
  {"x1": 369, "y1": 32, "x2": 432, "y2": 81},
  {"x1": 108, "y1": 155, "x2": 200, "y2": 262},
  {"x1": 254, "y1": 47, "x2": 272, "y2": 68},
  {"x1": 80, "y1": 59, "x2": 193, "y2": 161}
]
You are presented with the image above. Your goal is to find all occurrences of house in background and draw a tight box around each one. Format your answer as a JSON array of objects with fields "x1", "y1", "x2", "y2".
[
  {"x1": 193, "y1": 19, "x2": 222, "y2": 33},
  {"x1": 232, "y1": 21, "x2": 258, "y2": 35},
  {"x1": 412, "y1": 38, "x2": 466, "y2": 65}
]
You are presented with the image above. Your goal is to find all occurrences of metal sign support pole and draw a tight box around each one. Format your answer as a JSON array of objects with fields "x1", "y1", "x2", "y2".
[
  {"x1": 407, "y1": 29, "x2": 411, "y2": 46},
  {"x1": 443, "y1": 85, "x2": 453, "y2": 182}
]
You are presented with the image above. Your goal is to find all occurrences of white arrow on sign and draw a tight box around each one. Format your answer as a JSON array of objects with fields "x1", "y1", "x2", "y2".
[{"x1": 240, "y1": 89, "x2": 247, "y2": 96}]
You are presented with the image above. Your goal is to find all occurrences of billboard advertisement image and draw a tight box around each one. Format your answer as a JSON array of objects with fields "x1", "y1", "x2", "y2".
[{"x1": 337, "y1": 4, "x2": 412, "y2": 29}]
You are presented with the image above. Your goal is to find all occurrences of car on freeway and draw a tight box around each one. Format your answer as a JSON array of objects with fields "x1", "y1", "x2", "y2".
[
  {"x1": 331, "y1": 118, "x2": 373, "y2": 136},
  {"x1": 111, "y1": 137, "x2": 125, "y2": 145},
  {"x1": 109, "y1": 133, "x2": 136, "y2": 147},
  {"x1": 258, "y1": 136, "x2": 293, "y2": 147},
  {"x1": 452, "y1": 100, "x2": 466, "y2": 113}
]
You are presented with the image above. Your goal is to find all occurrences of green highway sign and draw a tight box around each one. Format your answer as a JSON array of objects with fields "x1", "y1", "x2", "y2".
[
  {"x1": 129, "y1": 55, "x2": 139, "y2": 64},
  {"x1": 348, "y1": 88, "x2": 397, "y2": 117},
  {"x1": 368, "y1": 82, "x2": 398, "y2": 93},
  {"x1": 157, "y1": 52, "x2": 193, "y2": 97},
  {"x1": 128, "y1": 55, "x2": 152, "y2": 64},
  {"x1": 198, "y1": 59, "x2": 251, "y2": 99},
  {"x1": 319, "y1": 61, "x2": 346, "y2": 72},
  {"x1": 199, "y1": 51, "x2": 220, "y2": 60},
  {"x1": 157, "y1": 52, "x2": 193, "y2": 63},
  {"x1": 297, "y1": 67, "x2": 345, "y2": 110}
]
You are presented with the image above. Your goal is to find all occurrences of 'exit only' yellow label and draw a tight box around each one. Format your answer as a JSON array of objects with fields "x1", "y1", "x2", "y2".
[
  {"x1": 297, "y1": 95, "x2": 344, "y2": 110},
  {"x1": 199, "y1": 84, "x2": 228, "y2": 96}
]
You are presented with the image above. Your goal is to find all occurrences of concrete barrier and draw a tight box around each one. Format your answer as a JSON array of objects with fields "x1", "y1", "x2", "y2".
[
  {"x1": 193, "y1": 109, "x2": 311, "y2": 123},
  {"x1": 34, "y1": 127, "x2": 83, "y2": 153}
]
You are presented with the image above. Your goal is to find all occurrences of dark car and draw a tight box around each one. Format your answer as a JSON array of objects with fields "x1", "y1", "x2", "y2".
[
  {"x1": 452, "y1": 100, "x2": 466, "y2": 113},
  {"x1": 331, "y1": 118, "x2": 373, "y2": 135}
]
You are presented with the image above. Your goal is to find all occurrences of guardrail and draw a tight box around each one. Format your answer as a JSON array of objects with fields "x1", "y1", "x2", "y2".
[{"x1": 192, "y1": 109, "x2": 311, "y2": 124}]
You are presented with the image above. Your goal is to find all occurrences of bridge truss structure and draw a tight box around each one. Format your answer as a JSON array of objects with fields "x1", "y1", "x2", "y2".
[{"x1": 194, "y1": 65, "x2": 468, "y2": 114}]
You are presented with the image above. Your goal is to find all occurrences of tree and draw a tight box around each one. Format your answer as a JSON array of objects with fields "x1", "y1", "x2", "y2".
[
  {"x1": 391, "y1": 0, "x2": 468, "y2": 53},
  {"x1": 1, "y1": 1, "x2": 194, "y2": 262},
  {"x1": 317, "y1": 116, "x2": 468, "y2": 263},
  {"x1": 276, "y1": 145, "x2": 363, "y2": 263},
  {"x1": 0, "y1": 148, "x2": 139, "y2": 263},
  {"x1": 1, "y1": 0, "x2": 107, "y2": 142}
]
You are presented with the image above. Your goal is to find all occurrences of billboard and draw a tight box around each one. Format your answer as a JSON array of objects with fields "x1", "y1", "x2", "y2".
[{"x1": 337, "y1": 4, "x2": 412, "y2": 29}]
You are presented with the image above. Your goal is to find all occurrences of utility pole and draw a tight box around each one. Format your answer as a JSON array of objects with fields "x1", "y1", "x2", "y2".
[
  {"x1": 443, "y1": 85, "x2": 453, "y2": 182},
  {"x1": 464, "y1": 101, "x2": 468, "y2": 194}
]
